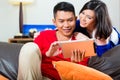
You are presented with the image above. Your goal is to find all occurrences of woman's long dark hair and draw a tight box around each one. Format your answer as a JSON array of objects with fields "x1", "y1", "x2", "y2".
[{"x1": 79, "y1": 0, "x2": 112, "y2": 39}]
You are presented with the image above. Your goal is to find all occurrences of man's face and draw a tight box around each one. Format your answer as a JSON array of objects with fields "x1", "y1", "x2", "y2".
[{"x1": 53, "y1": 11, "x2": 77, "y2": 37}]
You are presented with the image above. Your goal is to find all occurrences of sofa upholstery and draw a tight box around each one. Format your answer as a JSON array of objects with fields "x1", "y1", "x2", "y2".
[
  {"x1": 0, "y1": 42, "x2": 23, "y2": 80},
  {"x1": 88, "y1": 44, "x2": 120, "y2": 80}
]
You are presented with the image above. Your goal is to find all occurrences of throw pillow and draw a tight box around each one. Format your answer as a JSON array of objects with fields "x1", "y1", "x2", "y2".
[
  {"x1": 0, "y1": 75, "x2": 8, "y2": 80},
  {"x1": 52, "y1": 61, "x2": 112, "y2": 80}
]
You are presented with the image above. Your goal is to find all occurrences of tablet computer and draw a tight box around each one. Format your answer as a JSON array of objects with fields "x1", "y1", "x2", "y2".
[{"x1": 58, "y1": 39, "x2": 96, "y2": 58}]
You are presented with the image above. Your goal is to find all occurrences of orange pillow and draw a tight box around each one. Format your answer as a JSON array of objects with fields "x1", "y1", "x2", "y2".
[
  {"x1": 0, "y1": 75, "x2": 8, "y2": 80},
  {"x1": 52, "y1": 61, "x2": 112, "y2": 80}
]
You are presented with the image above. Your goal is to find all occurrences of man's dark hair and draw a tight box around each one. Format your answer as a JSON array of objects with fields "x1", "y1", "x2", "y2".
[{"x1": 53, "y1": 2, "x2": 75, "y2": 18}]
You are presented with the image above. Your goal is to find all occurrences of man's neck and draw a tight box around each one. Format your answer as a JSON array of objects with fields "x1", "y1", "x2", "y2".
[{"x1": 56, "y1": 31, "x2": 72, "y2": 41}]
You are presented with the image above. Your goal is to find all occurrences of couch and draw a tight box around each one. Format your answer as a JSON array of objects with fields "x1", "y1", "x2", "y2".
[
  {"x1": 88, "y1": 44, "x2": 120, "y2": 80},
  {"x1": 0, "y1": 42, "x2": 23, "y2": 80},
  {"x1": 0, "y1": 41, "x2": 120, "y2": 80}
]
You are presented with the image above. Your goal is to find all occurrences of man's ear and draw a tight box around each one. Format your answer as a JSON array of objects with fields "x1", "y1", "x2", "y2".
[
  {"x1": 52, "y1": 18, "x2": 55, "y2": 25},
  {"x1": 52, "y1": 18, "x2": 58, "y2": 30}
]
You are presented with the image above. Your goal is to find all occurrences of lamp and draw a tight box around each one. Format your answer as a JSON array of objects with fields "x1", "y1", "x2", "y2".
[{"x1": 9, "y1": 0, "x2": 34, "y2": 38}]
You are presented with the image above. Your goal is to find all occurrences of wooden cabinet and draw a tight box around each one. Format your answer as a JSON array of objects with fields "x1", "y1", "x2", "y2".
[{"x1": 8, "y1": 38, "x2": 33, "y2": 44}]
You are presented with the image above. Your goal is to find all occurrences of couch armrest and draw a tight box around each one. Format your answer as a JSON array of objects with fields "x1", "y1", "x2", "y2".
[{"x1": 0, "y1": 42, "x2": 23, "y2": 80}]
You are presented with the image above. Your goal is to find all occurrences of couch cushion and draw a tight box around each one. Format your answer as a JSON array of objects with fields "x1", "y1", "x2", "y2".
[
  {"x1": 0, "y1": 42, "x2": 23, "y2": 80},
  {"x1": 88, "y1": 44, "x2": 120, "y2": 80}
]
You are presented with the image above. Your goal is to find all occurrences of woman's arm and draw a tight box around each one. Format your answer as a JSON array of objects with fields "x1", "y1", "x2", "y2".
[
  {"x1": 74, "y1": 32, "x2": 89, "y2": 40},
  {"x1": 95, "y1": 28, "x2": 120, "y2": 57}
]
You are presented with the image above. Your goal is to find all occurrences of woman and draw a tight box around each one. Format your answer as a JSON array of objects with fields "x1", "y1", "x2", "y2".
[
  {"x1": 75, "y1": 0, "x2": 120, "y2": 56},
  {"x1": 75, "y1": 0, "x2": 120, "y2": 79}
]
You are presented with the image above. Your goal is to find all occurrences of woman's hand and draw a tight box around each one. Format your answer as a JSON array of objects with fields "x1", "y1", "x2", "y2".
[
  {"x1": 71, "y1": 49, "x2": 85, "y2": 62},
  {"x1": 46, "y1": 41, "x2": 61, "y2": 57},
  {"x1": 95, "y1": 37, "x2": 110, "y2": 45}
]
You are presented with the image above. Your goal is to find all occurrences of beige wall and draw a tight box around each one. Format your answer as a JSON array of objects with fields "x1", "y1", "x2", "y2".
[{"x1": 0, "y1": 0, "x2": 120, "y2": 42}]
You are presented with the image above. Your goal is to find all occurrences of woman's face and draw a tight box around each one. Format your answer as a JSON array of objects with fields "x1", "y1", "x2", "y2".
[{"x1": 79, "y1": 9, "x2": 96, "y2": 29}]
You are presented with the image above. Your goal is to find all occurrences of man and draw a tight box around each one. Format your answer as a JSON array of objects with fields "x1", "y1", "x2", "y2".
[{"x1": 17, "y1": 1, "x2": 89, "y2": 80}]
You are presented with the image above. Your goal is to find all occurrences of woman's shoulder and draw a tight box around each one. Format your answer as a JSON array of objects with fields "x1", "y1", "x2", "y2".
[{"x1": 110, "y1": 27, "x2": 120, "y2": 45}]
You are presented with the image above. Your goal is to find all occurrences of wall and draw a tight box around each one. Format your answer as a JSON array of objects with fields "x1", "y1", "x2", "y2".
[{"x1": 0, "y1": 0, "x2": 120, "y2": 42}]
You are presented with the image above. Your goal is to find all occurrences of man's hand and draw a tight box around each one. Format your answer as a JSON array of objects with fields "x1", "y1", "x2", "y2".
[
  {"x1": 71, "y1": 49, "x2": 85, "y2": 62},
  {"x1": 46, "y1": 41, "x2": 61, "y2": 57}
]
